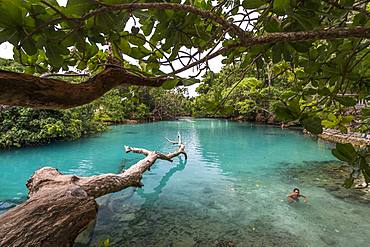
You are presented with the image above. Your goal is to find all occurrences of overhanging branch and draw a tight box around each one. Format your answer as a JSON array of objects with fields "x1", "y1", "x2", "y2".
[
  {"x1": 0, "y1": 68, "x2": 166, "y2": 109},
  {"x1": 2, "y1": 27, "x2": 370, "y2": 109}
]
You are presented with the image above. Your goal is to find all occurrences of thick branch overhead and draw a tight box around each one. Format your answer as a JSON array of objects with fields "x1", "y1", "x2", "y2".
[
  {"x1": 0, "y1": 68, "x2": 166, "y2": 109},
  {"x1": 2, "y1": 26, "x2": 369, "y2": 109}
]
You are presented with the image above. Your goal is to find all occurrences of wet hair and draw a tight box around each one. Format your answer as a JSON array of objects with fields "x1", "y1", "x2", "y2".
[{"x1": 293, "y1": 188, "x2": 300, "y2": 193}]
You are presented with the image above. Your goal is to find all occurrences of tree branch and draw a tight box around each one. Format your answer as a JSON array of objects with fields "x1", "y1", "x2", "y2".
[
  {"x1": 0, "y1": 68, "x2": 167, "y2": 109},
  {"x1": 2, "y1": 27, "x2": 369, "y2": 109},
  {"x1": 245, "y1": 27, "x2": 370, "y2": 46}
]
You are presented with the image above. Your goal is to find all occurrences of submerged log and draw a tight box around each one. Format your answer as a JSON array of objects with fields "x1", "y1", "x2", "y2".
[{"x1": 0, "y1": 133, "x2": 186, "y2": 247}]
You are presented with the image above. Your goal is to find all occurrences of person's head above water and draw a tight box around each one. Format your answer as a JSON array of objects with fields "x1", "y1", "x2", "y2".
[{"x1": 288, "y1": 188, "x2": 307, "y2": 203}]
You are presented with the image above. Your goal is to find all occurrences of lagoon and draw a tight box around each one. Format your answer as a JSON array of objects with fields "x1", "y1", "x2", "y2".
[{"x1": 1, "y1": 119, "x2": 369, "y2": 246}]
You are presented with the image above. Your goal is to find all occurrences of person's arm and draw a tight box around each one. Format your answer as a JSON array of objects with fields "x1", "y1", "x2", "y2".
[
  {"x1": 287, "y1": 193, "x2": 295, "y2": 203},
  {"x1": 299, "y1": 195, "x2": 308, "y2": 203}
]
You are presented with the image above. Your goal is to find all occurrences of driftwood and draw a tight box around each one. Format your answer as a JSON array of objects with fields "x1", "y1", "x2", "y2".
[{"x1": 0, "y1": 133, "x2": 186, "y2": 247}]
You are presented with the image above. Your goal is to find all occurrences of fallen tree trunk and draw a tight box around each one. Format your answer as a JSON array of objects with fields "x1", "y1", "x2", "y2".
[{"x1": 0, "y1": 133, "x2": 186, "y2": 247}]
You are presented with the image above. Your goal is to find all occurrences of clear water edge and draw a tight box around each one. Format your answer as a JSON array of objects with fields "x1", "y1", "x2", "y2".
[{"x1": 0, "y1": 119, "x2": 369, "y2": 246}]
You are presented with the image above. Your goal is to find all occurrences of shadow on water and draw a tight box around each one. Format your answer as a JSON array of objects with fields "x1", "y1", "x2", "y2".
[
  {"x1": 0, "y1": 196, "x2": 28, "y2": 214},
  {"x1": 135, "y1": 156, "x2": 187, "y2": 203},
  {"x1": 122, "y1": 131, "x2": 139, "y2": 135},
  {"x1": 75, "y1": 158, "x2": 188, "y2": 246}
]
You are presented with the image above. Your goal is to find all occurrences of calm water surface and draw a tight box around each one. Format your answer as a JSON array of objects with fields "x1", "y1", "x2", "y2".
[{"x1": 0, "y1": 119, "x2": 369, "y2": 246}]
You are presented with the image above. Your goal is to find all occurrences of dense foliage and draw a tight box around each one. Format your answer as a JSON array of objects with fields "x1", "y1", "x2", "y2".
[
  {"x1": 192, "y1": 63, "x2": 291, "y2": 122},
  {"x1": 0, "y1": 58, "x2": 104, "y2": 148},
  {"x1": 0, "y1": 86, "x2": 191, "y2": 149},
  {"x1": 0, "y1": 106, "x2": 104, "y2": 148},
  {"x1": 94, "y1": 86, "x2": 191, "y2": 122},
  {"x1": 0, "y1": 58, "x2": 191, "y2": 148}
]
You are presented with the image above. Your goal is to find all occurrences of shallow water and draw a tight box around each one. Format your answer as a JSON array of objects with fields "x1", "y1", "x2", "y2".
[{"x1": 0, "y1": 119, "x2": 369, "y2": 246}]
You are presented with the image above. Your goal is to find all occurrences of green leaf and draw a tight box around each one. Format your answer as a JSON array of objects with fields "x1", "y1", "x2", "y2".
[
  {"x1": 118, "y1": 39, "x2": 131, "y2": 54},
  {"x1": 301, "y1": 116, "x2": 323, "y2": 134},
  {"x1": 353, "y1": 13, "x2": 368, "y2": 26},
  {"x1": 361, "y1": 157, "x2": 370, "y2": 183},
  {"x1": 162, "y1": 79, "x2": 180, "y2": 90},
  {"x1": 95, "y1": 13, "x2": 117, "y2": 32},
  {"x1": 321, "y1": 120, "x2": 337, "y2": 128},
  {"x1": 23, "y1": 40, "x2": 38, "y2": 55},
  {"x1": 45, "y1": 44, "x2": 64, "y2": 68},
  {"x1": 339, "y1": 125, "x2": 348, "y2": 134},
  {"x1": 273, "y1": 0, "x2": 291, "y2": 14},
  {"x1": 65, "y1": 0, "x2": 97, "y2": 16},
  {"x1": 340, "y1": 0, "x2": 354, "y2": 7},
  {"x1": 317, "y1": 87, "x2": 330, "y2": 96},
  {"x1": 243, "y1": 0, "x2": 266, "y2": 9},
  {"x1": 363, "y1": 170, "x2": 370, "y2": 183},
  {"x1": 142, "y1": 19, "x2": 154, "y2": 36},
  {"x1": 274, "y1": 104, "x2": 296, "y2": 121},
  {"x1": 336, "y1": 96, "x2": 357, "y2": 106},
  {"x1": 85, "y1": 43, "x2": 98, "y2": 59},
  {"x1": 128, "y1": 47, "x2": 145, "y2": 59},
  {"x1": 0, "y1": 0, "x2": 25, "y2": 28},
  {"x1": 341, "y1": 115, "x2": 353, "y2": 124},
  {"x1": 272, "y1": 43, "x2": 283, "y2": 63},
  {"x1": 362, "y1": 107, "x2": 370, "y2": 119},
  {"x1": 0, "y1": 28, "x2": 20, "y2": 45},
  {"x1": 287, "y1": 100, "x2": 301, "y2": 116},
  {"x1": 332, "y1": 143, "x2": 357, "y2": 163},
  {"x1": 328, "y1": 113, "x2": 337, "y2": 122},
  {"x1": 138, "y1": 45, "x2": 151, "y2": 56},
  {"x1": 128, "y1": 34, "x2": 146, "y2": 46},
  {"x1": 182, "y1": 78, "x2": 200, "y2": 86},
  {"x1": 290, "y1": 41, "x2": 311, "y2": 52},
  {"x1": 264, "y1": 17, "x2": 281, "y2": 32},
  {"x1": 305, "y1": 62, "x2": 321, "y2": 74},
  {"x1": 169, "y1": 45, "x2": 180, "y2": 61}
]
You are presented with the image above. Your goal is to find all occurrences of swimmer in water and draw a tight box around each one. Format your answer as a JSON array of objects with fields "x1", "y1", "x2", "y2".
[{"x1": 287, "y1": 188, "x2": 308, "y2": 203}]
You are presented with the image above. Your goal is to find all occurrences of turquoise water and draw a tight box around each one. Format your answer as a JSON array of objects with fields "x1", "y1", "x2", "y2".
[{"x1": 1, "y1": 119, "x2": 369, "y2": 246}]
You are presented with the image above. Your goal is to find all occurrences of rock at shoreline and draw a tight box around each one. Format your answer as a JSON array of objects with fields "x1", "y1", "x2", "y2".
[{"x1": 305, "y1": 129, "x2": 370, "y2": 148}]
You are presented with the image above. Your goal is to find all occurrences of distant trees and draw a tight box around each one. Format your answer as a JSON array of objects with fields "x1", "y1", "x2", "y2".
[{"x1": 0, "y1": 59, "x2": 191, "y2": 148}]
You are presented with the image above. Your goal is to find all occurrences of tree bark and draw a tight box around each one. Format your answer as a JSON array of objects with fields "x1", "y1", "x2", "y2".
[
  {"x1": 0, "y1": 68, "x2": 167, "y2": 109},
  {"x1": 0, "y1": 134, "x2": 186, "y2": 247}
]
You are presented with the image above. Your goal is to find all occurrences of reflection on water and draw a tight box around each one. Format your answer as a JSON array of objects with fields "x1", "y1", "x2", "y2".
[{"x1": 1, "y1": 119, "x2": 369, "y2": 246}]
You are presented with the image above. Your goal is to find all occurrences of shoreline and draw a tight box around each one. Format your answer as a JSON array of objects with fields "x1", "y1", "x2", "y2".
[
  {"x1": 303, "y1": 129, "x2": 370, "y2": 148},
  {"x1": 317, "y1": 129, "x2": 369, "y2": 148},
  {"x1": 2, "y1": 117, "x2": 368, "y2": 150}
]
